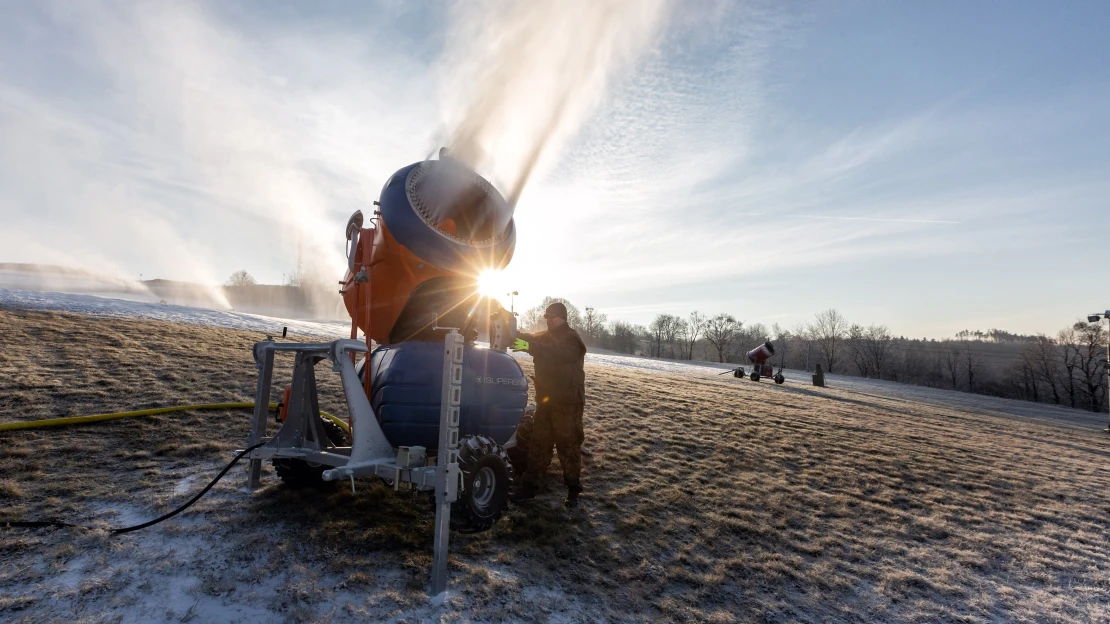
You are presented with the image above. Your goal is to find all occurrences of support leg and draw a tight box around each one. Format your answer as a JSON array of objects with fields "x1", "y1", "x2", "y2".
[
  {"x1": 247, "y1": 347, "x2": 275, "y2": 489},
  {"x1": 430, "y1": 330, "x2": 463, "y2": 596}
]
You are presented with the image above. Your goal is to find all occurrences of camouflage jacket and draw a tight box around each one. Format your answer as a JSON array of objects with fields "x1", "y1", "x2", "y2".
[{"x1": 520, "y1": 324, "x2": 586, "y2": 406}]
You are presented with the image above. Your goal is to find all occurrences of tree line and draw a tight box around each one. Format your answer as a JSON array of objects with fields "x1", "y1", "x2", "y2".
[{"x1": 521, "y1": 298, "x2": 1108, "y2": 414}]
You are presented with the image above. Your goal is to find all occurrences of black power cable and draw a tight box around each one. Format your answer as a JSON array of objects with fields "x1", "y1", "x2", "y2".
[{"x1": 1, "y1": 442, "x2": 266, "y2": 534}]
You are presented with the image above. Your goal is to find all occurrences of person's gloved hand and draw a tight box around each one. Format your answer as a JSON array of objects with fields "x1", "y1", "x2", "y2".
[{"x1": 511, "y1": 338, "x2": 529, "y2": 352}]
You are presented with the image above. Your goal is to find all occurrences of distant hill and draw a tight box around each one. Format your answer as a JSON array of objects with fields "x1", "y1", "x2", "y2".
[{"x1": 0, "y1": 263, "x2": 347, "y2": 321}]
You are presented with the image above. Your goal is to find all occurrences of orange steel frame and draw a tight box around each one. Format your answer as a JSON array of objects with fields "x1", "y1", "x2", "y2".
[{"x1": 342, "y1": 217, "x2": 460, "y2": 397}]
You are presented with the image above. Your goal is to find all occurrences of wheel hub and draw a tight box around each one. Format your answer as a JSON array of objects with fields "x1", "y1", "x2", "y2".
[{"x1": 471, "y1": 466, "x2": 497, "y2": 507}]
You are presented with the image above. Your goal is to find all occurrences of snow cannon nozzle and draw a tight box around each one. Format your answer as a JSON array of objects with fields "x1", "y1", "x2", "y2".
[{"x1": 341, "y1": 157, "x2": 517, "y2": 345}]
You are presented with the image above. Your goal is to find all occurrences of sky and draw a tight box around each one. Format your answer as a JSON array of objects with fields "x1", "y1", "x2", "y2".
[{"x1": 0, "y1": 0, "x2": 1107, "y2": 338}]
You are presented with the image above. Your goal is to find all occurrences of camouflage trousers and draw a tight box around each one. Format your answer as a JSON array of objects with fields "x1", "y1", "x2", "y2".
[{"x1": 523, "y1": 403, "x2": 584, "y2": 489}]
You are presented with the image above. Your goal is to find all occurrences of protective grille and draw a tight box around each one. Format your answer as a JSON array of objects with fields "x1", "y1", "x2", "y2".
[{"x1": 405, "y1": 161, "x2": 510, "y2": 246}]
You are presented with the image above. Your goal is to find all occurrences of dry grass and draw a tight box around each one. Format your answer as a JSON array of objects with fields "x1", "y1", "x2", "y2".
[{"x1": 2, "y1": 307, "x2": 1110, "y2": 622}]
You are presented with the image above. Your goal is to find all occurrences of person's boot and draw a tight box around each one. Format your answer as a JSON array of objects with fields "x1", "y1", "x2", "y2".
[
  {"x1": 564, "y1": 483, "x2": 582, "y2": 508},
  {"x1": 511, "y1": 482, "x2": 538, "y2": 504}
]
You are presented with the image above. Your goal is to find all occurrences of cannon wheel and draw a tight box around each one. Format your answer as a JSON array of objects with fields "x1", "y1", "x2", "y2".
[
  {"x1": 451, "y1": 435, "x2": 514, "y2": 534},
  {"x1": 506, "y1": 412, "x2": 534, "y2": 475}
]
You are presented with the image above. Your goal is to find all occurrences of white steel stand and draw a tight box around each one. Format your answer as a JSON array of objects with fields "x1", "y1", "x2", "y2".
[
  {"x1": 243, "y1": 333, "x2": 466, "y2": 597},
  {"x1": 430, "y1": 329, "x2": 463, "y2": 596}
]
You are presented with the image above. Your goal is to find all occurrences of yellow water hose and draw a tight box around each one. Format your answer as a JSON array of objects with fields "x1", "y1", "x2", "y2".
[{"x1": 0, "y1": 402, "x2": 351, "y2": 435}]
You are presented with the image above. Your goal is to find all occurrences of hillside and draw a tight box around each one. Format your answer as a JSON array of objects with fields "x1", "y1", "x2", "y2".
[{"x1": 2, "y1": 307, "x2": 1109, "y2": 622}]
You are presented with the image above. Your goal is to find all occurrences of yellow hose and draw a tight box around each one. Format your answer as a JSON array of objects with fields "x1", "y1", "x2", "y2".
[{"x1": 0, "y1": 402, "x2": 351, "y2": 436}]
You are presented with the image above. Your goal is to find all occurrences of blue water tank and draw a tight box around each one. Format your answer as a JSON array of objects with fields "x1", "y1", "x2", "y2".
[{"x1": 368, "y1": 342, "x2": 528, "y2": 450}]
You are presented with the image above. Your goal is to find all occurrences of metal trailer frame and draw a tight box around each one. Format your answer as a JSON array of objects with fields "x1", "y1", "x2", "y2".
[
  {"x1": 726, "y1": 362, "x2": 786, "y2": 384},
  {"x1": 243, "y1": 331, "x2": 465, "y2": 596}
]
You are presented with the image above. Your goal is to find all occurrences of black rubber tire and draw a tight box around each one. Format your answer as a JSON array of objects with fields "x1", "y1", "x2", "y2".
[
  {"x1": 750, "y1": 372, "x2": 760, "y2": 382},
  {"x1": 273, "y1": 417, "x2": 350, "y2": 488},
  {"x1": 506, "y1": 413, "x2": 534, "y2": 476},
  {"x1": 774, "y1": 374, "x2": 785, "y2": 385},
  {"x1": 733, "y1": 367, "x2": 744, "y2": 378},
  {"x1": 451, "y1": 435, "x2": 513, "y2": 534}
]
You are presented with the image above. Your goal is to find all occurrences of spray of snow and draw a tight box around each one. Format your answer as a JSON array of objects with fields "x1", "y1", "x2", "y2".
[{"x1": 439, "y1": 0, "x2": 673, "y2": 204}]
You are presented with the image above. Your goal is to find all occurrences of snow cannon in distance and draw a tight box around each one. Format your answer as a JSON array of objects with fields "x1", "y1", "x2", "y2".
[
  {"x1": 746, "y1": 341, "x2": 775, "y2": 365},
  {"x1": 341, "y1": 150, "x2": 516, "y2": 346},
  {"x1": 721, "y1": 341, "x2": 784, "y2": 384}
]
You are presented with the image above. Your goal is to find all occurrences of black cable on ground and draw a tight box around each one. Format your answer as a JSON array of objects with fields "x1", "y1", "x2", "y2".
[{"x1": 1, "y1": 442, "x2": 266, "y2": 534}]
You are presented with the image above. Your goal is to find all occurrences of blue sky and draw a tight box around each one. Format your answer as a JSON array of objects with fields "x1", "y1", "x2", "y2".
[{"x1": 0, "y1": 0, "x2": 1107, "y2": 338}]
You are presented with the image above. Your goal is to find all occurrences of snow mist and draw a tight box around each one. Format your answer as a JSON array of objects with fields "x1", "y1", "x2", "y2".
[{"x1": 439, "y1": 0, "x2": 672, "y2": 204}]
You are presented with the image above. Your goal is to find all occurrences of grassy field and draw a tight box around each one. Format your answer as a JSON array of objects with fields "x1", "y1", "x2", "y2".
[{"x1": 2, "y1": 307, "x2": 1110, "y2": 623}]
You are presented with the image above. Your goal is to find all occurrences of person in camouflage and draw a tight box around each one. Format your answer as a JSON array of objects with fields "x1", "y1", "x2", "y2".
[{"x1": 510, "y1": 302, "x2": 587, "y2": 508}]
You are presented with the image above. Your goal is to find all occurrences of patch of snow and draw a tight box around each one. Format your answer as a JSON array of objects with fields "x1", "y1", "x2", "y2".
[
  {"x1": 87, "y1": 500, "x2": 150, "y2": 527},
  {"x1": 51, "y1": 555, "x2": 91, "y2": 591},
  {"x1": 0, "y1": 288, "x2": 349, "y2": 339},
  {"x1": 173, "y1": 475, "x2": 197, "y2": 497},
  {"x1": 428, "y1": 589, "x2": 453, "y2": 606},
  {"x1": 572, "y1": 349, "x2": 1108, "y2": 431}
]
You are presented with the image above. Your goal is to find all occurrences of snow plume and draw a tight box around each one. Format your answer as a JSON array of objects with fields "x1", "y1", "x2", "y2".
[
  {"x1": 439, "y1": 0, "x2": 673, "y2": 204},
  {"x1": 0, "y1": 1, "x2": 434, "y2": 301},
  {"x1": 51, "y1": 1, "x2": 344, "y2": 283}
]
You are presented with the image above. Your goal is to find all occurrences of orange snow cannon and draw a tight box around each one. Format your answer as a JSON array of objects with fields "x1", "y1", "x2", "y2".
[{"x1": 340, "y1": 150, "x2": 516, "y2": 347}]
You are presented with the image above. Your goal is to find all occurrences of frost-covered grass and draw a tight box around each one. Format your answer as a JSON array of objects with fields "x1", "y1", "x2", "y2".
[{"x1": 2, "y1": 307, "x2": 1110, "y2": 622}]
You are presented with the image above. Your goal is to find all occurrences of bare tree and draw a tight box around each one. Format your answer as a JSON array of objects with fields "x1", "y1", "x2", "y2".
[
  {"x1": 521, "y1": 296, "x2": 582, "y2": 332},
  {"x1": 771, "y1": 323, "x2": 791, "y2": 369},
  {"x1": 809, "y1": 309, "x2": 849, "y2": 373},
  {"x1": 847, "y1": 324, "x2": 871, "y2": 377},
  {"x1": 582, "y1": 307, "x2": 608, "y2": 347},
  {"x1": 1013, "y1": 356, "x2": 1039, "y2": 402},
  {"x1": 1057, "y1": 325, "x2": 1081, "y2": 408},
  {"x1": 939, "y1": 346, "x2": 961, "y2": 389},
  {"x1": 664, "y1": 316, "x2": 683, "y2": 358},
  {"x1": 791, "y1": 322, "x2": 813, "y2": 371},
  {"x1": 648, "y1": 316, "x2": 663, "y2": 357},
  {"x1": 679, "y1": 311, "x2": 707, "y2": 360},
  {"x1": 226, "y1": 270, "x2": 257, "y2": 287},
  {"x1": 864, "y1": 325, "x2": 894, "y2": 379},
  {"x1": 606, "y1": 320, "x2": 641, "y2": 355},
  {"x1": 963, "y1": 341, "x2": 981, "y2": 393},
  {"x1": 704, "y1": 314, "x2": 741, "y2": 363},
  {"x1": 648, "y1": 313, "x2": 679, "y2": 357},
  {"x1": 1073, "y1": 320, "x2": 1108, "y2": 413},
  {"x1": 520, "y1": 307, "x2": 544, "y2": 332},
  {"x1": 1024, "y1": 335, "x2": 1062, "y2": 404}
]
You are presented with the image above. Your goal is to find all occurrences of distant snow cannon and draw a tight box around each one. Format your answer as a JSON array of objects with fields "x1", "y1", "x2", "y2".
[
  {"x1": 341, "y1": 149, "x2": 517, "y2": 346},
  {"x1": 746, "y1": 341, "x2": 775, "y2": 366},
  {"x1": 720, "y1": 340, "x2": 785, "y2": 384}
]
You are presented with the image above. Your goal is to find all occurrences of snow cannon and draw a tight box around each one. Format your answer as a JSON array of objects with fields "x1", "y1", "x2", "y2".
[
  {"x1": 341, "y1": 150, "x2": 517, "y2": 346},
  {"x1": 245, "y1": 151, "x2": 531, "y2": 596},
  {"x1": 722, "y1": 341, "x2": 785, "y2": 384},
  {"x1": 746, "y1": 341, "x2": 775, "y2": 365}
]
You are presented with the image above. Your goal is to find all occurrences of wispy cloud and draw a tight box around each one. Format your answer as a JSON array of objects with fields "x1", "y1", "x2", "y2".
[
  {"x1": 1, "y1": 1, "x2": 1106, "y2": 337},
  {"x1": 782, "y1": 215, "x2": 961, "y2": 225}
]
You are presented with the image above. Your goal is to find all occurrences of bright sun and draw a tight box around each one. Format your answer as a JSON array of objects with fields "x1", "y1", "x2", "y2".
[{"x1": 477, "y1": 270, "x2": 507, "y2": 299}]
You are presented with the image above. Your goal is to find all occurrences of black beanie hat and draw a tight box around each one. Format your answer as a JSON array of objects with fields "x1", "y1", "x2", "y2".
[{"x1": 545, "y1": 302, "x2": 568, "y2": 320}]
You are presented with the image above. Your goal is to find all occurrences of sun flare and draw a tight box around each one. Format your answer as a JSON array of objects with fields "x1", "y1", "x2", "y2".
[{"x1": 478, "y1": 270, "x2": 509, "y2": 299}]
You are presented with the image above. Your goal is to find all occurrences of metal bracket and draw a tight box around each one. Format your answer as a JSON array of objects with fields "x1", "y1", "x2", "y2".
[{"x1": 244, "y1": 336, "x2": 464, "y2": 597}]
